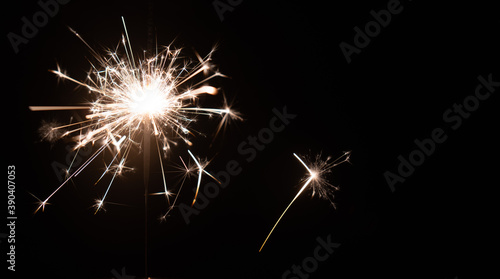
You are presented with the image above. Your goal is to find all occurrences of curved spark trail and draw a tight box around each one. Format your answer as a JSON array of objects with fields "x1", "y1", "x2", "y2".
[{"x1": 259, "y1": 151, "x2": 351, "y2": 252}]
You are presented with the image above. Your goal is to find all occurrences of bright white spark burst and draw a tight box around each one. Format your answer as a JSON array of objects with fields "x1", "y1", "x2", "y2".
[
  {"x1": 259, "y1": 151, "x2": 351, "y2": 252},
  {"x1": 30, "y1": 18, "x2": 239, "y2": 216}
]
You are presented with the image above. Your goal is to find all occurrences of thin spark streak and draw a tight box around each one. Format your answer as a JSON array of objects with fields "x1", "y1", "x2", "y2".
[
  {"x1": 35, "y1": 143, "x2": 109, "y2": 213},
  {"x1": 94, "y1": 158, "x2": 122, "y2": 214},
  {"x1": 95, "y1": 149, "x2": 121, "y2": 185},
  {"x1": 121, "y1": 16, "x2": 136, "y2": 70},
  {"x1": 29, "y1": 106, "x2": 91, "y2": 111},
  {"x1": 155, "y1": 136, "x2": 170, "y2": 204},
  {"x1": 159, "y1": 156, "x2": 190, "y2": 220},
  {"x1": 186, "y1": 150, "x2": 221, "y2": 207},
  {"x1": 188, "y1": 150, "x2": 203, "y2": 207}
]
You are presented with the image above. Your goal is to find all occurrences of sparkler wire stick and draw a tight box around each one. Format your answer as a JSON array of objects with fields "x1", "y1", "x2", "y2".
[
  {"x1": 25, "y1": 10, "x2": 241, "y2": 279},
  {"x1": 143, "y1": 8, "x2": 153, "y2": 277},
  {"x1": 143, "y1": 123, "x2": 151, "y2": 279},
  {"x1": 30, "y1": 17, "x2": 238, "y2": 279}
]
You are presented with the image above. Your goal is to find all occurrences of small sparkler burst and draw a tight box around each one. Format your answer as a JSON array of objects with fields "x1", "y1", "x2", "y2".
[
  {"x1": 259, "y1": 151, "x2": 351, "y2": 252},
  {"x1": 30, "y1": 17, "x2": 239, "y2": 216}
]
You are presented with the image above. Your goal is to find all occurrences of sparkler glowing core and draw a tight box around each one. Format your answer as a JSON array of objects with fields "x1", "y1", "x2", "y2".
[
  {"x1": 128, "y1": 85, "x2": 170, "y2": 116},
  {"x1": 30, "y1": 18, "x2": 238, "y2": 215}
]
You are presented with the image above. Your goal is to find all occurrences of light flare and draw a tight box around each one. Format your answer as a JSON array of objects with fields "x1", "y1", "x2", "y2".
[{"x1": 30, "y1": 18, "x2": 238, "y2": 216}]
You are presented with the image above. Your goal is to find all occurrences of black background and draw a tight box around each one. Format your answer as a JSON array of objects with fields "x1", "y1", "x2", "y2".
[{"x1": 3, "y1": 0, "x2": 498, "y2": 278}]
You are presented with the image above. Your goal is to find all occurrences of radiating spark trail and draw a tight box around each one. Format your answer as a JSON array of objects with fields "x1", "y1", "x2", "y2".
[
  {"x1": 187, "y1": 150, "x2": 220, "y2": 207},
  {"x1": 259, "y1": 151, "x2": 351, "y2": 252},
  {"x1": 35, "y1": 143, "x2": 109, "y2": 213},
  {"x1": 29, "y1": 106, "x2": 91, "y2": 111},
  {"x1": 159, "y1": 156, "x2": 191, "y2": 221},
  {"x1": 188, "y1": 150, "x2": 203, "y2": 206},
  {"x1": 31, "y1": 18, "x2": 238, "y2": 215}
]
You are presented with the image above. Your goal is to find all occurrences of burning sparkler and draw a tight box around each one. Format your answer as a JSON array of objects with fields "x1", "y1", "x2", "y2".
[
  {"x1": 259, "y1": 151, "x2": 351, "y2": 252},
  {"x1": 30, "y1": 17, "x2": 238, "y2": 216}
]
